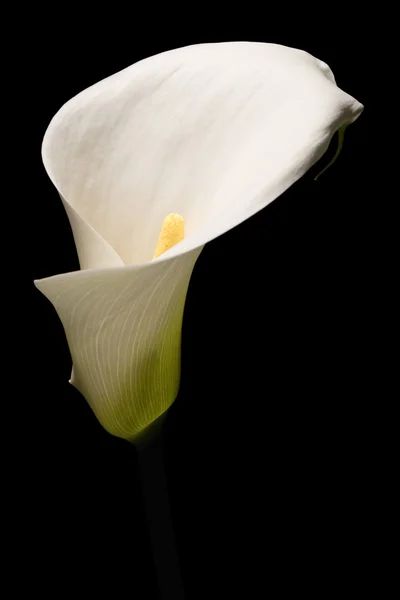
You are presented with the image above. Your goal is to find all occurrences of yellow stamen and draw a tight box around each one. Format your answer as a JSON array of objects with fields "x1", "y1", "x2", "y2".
[{"x1": 153, "y1": 213, "x2": 185, "y2": 259}]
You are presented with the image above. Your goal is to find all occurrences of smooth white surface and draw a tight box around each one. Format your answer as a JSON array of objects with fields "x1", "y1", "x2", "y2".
[{"x1": 35, "y1": 42, "x2": 363, "y2": 439}]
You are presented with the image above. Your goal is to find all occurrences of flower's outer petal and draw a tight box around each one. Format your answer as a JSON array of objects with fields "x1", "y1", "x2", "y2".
[
  {"x1": 34, "y1": 248, "x2": 202, "y2": 441},
  {"x1": 61, "y1": 197, "x2": 124, "y2": 269},
  {"x1": 42, "y1": 42, "x2": 363, "y2": 266}
]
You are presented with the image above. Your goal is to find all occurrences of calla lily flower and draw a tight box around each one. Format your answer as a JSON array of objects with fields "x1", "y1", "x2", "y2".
[{"x1": 35, "y1": 42, "x2": 363, "y2": 443}]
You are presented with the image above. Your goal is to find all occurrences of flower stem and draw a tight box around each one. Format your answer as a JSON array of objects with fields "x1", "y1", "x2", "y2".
[{"x1": 137, "y1": 425, "x2": 185, "y2": 599}]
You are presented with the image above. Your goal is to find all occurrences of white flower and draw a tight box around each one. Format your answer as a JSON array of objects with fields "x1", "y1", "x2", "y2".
[{"x1": 35, "y1": 42, "x2": 363, "y2": 443}]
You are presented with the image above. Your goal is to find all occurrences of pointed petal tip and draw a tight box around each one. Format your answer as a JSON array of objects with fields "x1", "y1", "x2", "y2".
[
  {"x1": 350, "y1": 99, "x2": 364, "y2": 123},
  {"x1": 33, "y1": 278, "x2": 43, "y2": 291}
]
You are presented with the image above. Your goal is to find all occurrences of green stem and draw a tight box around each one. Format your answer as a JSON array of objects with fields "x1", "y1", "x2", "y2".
[
  {"x1": 314, "y1": 124, "x2": 348, "y2": 181},
  {"x1": 137, "y1": 424, "x2": 185, "y2": 599}
]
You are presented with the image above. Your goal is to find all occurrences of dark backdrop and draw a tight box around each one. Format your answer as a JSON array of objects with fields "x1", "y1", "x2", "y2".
[{"x1": 20, "y1": 16, "x2": 371, "y2": 599}]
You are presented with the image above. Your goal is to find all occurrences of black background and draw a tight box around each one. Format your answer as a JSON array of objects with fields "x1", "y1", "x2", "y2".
[{"x1": 19, "y1": 15, "x2": 373, "y2": 599}]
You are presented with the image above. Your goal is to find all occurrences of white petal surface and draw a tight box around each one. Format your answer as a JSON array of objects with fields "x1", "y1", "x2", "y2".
[
  {"x1": 42, "y1": 42, "x2": 363, "y2": 266},
  {"x1": 61, "y1": 197, "x2": 124, "y2": 269},
  {"x1": 36, "y1": 42, "x2": 363, "y2": 441},
  {"x1": 35, "y1": 249, "x2": 202, "y2": 440}
]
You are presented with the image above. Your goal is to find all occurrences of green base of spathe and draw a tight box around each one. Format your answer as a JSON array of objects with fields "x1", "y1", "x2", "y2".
[{"x1": 128, "y1": 412, "x2": 168, "y2": 448}]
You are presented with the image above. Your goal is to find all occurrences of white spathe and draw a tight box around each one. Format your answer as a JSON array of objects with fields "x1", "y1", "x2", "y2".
[{"x1": 35, "y1": 42, "x2": 363, "y2": 441}]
